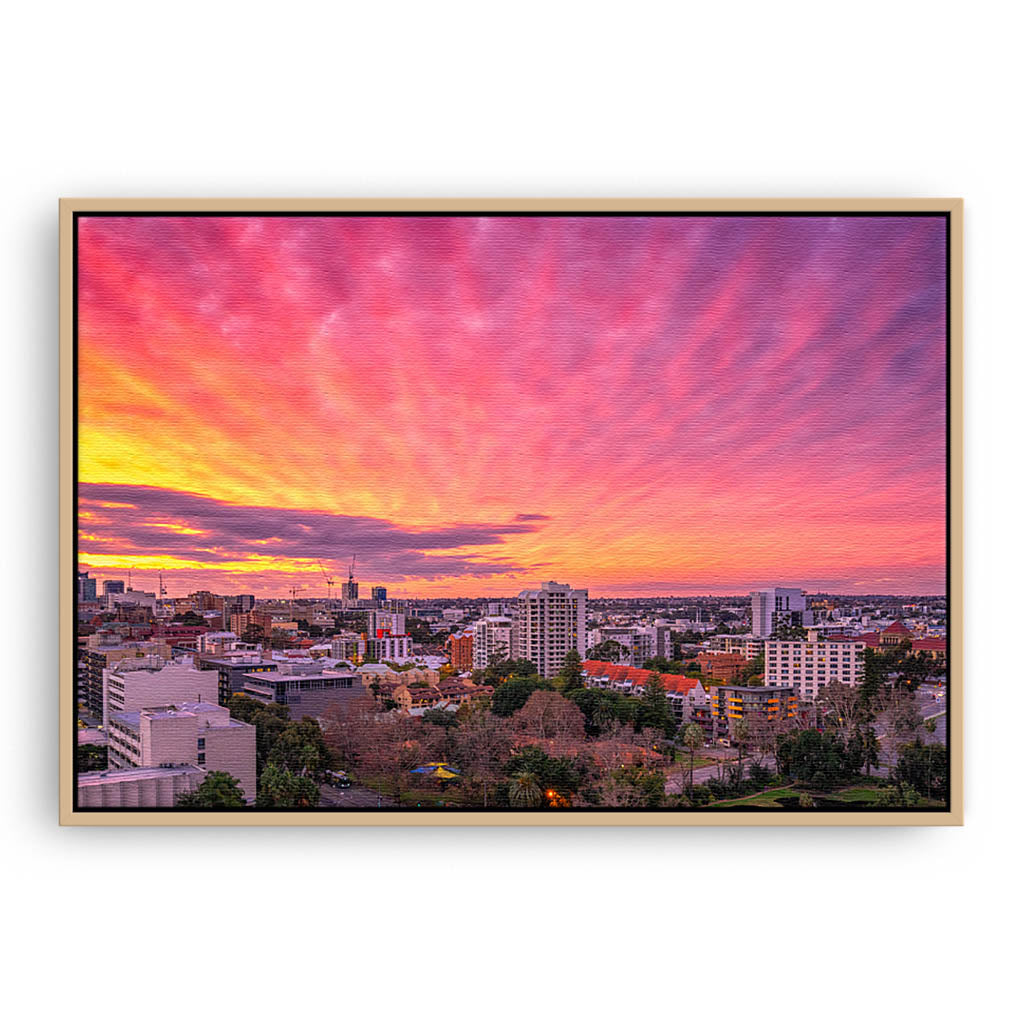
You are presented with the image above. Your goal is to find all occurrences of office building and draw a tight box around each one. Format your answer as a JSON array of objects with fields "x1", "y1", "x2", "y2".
[
  {"x1": 240, "y1": 662, "x2": 363, "y2": 719},
  {"x1": 102, "y1": 579, "x2": 126, "y2": 596},
  {"x1": 514, "y1": 581, "x2": 587, "y2": 678},
  {"x1": 371, "y1": 586, "x2": 387, "y2": 603},
  {"x1": 194, "y1": 651, "x2": 277, "y2": 705},
  {"x1": 77, "y1": 572, "x2": 97, "y2": 602}
]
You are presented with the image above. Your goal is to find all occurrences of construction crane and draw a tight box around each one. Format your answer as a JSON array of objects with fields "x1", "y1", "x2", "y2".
[
  {"x1": 158, "y1": 571, "x2": 168, "y2": 598},
  {"x1": 317, "y1": 560, "x2": 335, "y2": 601}
]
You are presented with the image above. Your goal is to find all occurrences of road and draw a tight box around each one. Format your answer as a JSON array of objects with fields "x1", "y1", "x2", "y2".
[{"x1": 318, "y1": 782, "x2": 396, "y2": 808}]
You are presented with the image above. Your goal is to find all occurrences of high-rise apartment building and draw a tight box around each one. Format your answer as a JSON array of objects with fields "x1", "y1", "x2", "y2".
[
  {"x1": 763, "y1": 632, "x2": 866, "y2": 701},
  {"x1": 514, "y1": 581, "x2": 587, "y2": 678},
  {"x1": 471, "y1": 616, "x2": 514, "y2": 669},
  {"x1": 750, "y1": 588, "x2": 812, "y2": 637}
]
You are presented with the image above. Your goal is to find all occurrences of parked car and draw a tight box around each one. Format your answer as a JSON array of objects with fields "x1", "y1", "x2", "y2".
[{"x1": 325, "y1": 770, "x2": 351, "y2": 789}]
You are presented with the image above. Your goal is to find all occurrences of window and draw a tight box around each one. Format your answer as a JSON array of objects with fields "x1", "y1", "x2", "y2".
[
  {"x1": 197, "y1": 738, "x2": 205, "y2": 749},
  {"x1": 197, "y1": 753, "x2": 206, "y2": 765}
]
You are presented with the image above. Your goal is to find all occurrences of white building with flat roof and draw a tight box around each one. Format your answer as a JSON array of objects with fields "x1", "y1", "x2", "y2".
[
  {"x1": 106, "y1": 701, "x2": 257, "y2": 802},
  {"x1": 77, "y1": 764, "x2": 205, "y2": 808},
  {"x1": 514, "y1": 581, "x2": 587, "y2": 678},
  {"x1": 102, "y1": 657, "x2": 219, "y2": 730}
]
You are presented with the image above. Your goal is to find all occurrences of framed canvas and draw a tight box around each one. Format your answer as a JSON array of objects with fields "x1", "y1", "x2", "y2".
[{"x1": 59, "y1": 198, "x2": 963, "y2": 825}]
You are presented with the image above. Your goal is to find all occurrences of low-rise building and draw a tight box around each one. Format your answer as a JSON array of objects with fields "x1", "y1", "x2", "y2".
[
  {"x1": 77, "y1": 764, "x2": 206, "y2": 808},
  {"x1": 240, "y1": 662, "x2": 363, "y2": 719},
  {"x1": 194, "y1": 651, "x2": 277, "y2": 706},
  {"x1": 695, "y1": 652, "x2": 748, "y2": 682},
  {"x1": 581, "y1": 660, "x2": 707, "y2": 725}
]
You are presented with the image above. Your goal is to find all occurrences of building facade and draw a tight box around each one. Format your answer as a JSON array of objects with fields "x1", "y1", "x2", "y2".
[
  {"x1": 708, "y1": 684, "x2": 799, "y2": 735},
  {"x1": 750, "y1": 588, "x2": 812, "y2": 638},
  {"x1": 514, "y1": 581, "x2": 588, "y2": 678},
  {"x1": 446, "y1": 631, "x2": 474, "y2": 673},
  {"x1": 102, "y1": 657, "x2": 219, "y2": 730},
  {"x1": 470, "y1": 616, "x2": 514, "y2": 669},
  {"x1": 763, "y1": 633, "x2": 866, "y2": 700}
]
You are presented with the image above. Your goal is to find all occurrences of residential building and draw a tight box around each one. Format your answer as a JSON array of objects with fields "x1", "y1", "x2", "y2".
[
  {"x1": 581, "y1": 660, "x2": 707, "y2": 725},
  {"x1": 368, "y1": 610, "x2": 406, "y2": 636},
  {"x1": 695, "y1": 652, "x2": 747, "y2": 682},
  {"x1": 750, "y1": 588, "x2": 812, "y2": 637},
  {"x1": 470, "y1": 616, "x2": 514, "y2": 669},
  {"x1": 106, "y1": 701, "x2": 257, "y2": 802},
  {"x1": 446, "y1": 630, "x2": 474, "y2": 672},
  {"x1": 330, "y1": 633, "x2": 363, "y2": 662},
  {"x1": 365, "y1": 631, "x2": 412, "y2": 663},
  {"x1": 763, "y1": 632, "x2": 866, "y2": 701},
  {"x1": 102, "y1": 657, "x2": 219, "y2": 730},
  {"x1": 514, "y1": 581, "x2": 588, "y2": 678},
  {"x1": 707, "y1": 634, "x2": 764, "y2": 660},
  {"x1": 708, "y1": 684, "x2": 799, "y2": 736}
]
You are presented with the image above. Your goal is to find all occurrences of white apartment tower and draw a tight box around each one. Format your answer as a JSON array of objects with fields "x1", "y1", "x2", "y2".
[
  {"x1": 751, "y1": 588, "x2": 811, "y2": 638},
  {"x1": 471, "y1": 616, "x2": 514, "y2": 670},
  {"x1": 514, "y1": 581, "x2": 587, "y2": 678}
]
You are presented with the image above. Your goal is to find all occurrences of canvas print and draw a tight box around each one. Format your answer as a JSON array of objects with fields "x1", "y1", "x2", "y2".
[{"x1": 67, "y1": 206, "x2": 955, "y2": 818}]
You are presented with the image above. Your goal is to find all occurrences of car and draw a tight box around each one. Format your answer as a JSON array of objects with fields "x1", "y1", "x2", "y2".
[{"x1": 325, "y1": 770, "x2": 351, "y2": 789}]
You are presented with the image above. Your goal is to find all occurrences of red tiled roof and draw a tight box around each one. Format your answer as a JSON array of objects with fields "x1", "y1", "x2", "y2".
[
  {"x1": 882, "y1": 620, "x2": 913, "y2": 636},
  {"x1": 582, "y1": 660, "x2": 701, "y2": 696},
  {"x1": 912, "y1": 638, "x2": 946, "y2": 651}
]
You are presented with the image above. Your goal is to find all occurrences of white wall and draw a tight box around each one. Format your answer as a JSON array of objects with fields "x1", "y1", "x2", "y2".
[{"x1": 5, "y1": 3, "x2": 1016, "y2": 1023}]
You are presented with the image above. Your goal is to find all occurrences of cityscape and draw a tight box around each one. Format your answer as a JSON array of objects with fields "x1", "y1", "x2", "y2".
[{"x1": 73, "y1": 214, "x2": 949, "y2": 812}]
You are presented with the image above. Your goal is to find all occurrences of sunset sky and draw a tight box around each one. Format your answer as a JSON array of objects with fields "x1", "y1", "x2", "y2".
[{"x1": 77, "y1": 214, "x2": 947, "y2": 598}]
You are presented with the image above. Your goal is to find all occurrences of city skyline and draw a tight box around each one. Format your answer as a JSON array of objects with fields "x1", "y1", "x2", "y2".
[{"x1": 77, "y1": 214, "x2": 947, "y2": 598}]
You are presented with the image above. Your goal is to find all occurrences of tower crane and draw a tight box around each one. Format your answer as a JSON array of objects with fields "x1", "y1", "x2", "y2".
[{"x1": 317, "y1": 560, "x2": 335, "y2": 600}]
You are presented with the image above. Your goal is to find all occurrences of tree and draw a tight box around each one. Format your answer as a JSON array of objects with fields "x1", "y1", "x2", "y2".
[
  {"x1": 587, "y1": 639, "x2": 628, "y2": 663},
  {"x1": 599, "y1": 765, "x2": 667, "y2": 807},
  {"x1": 490, "y1": 675, "x2": 552, "y2": 717},
  {"x1": 558, "y1": 648, "x2": 584, "y2": 691},
  {"x1": 508, "y1": 770, "x2": 543, "y2": 808},
  {"x1": 172, "y1": 611, "x2": 206, "y2": 626},
  {"x1": 740, "y1": 654, "x2": 765, "y2": 684},
  {"x1": 772, "y1": 622, "x2": 808, "y2": 641},
  {"x1": 176, "y1": 771, "x2": 246, "y2": 808},
  {"x1": 635, "y1": 674, "x2": 676, "y2": 738},
  {"x1": 267, "y1": 717, "x2": 333, "y2": 778},
  {"x1": 512, "y1": 690, "x2": 585, "y2": 741},
  {"x1": 255, "y1": 764, "x2": 320, "y2": 807},
  {"x1": 731, "y1": 718, "x2": 751, "y2": 781},
  {"x1": 894, "y1": 739, "x2": 947, "y2": 803},
  {"x1": 76, "y1": 744, "x2": 108, "y2": 773},
  {"x1": 680, "y1": 723, "x2": 704, "y2": 799},
  {"x1": 452, "y1": 706, "x2": 513, "y2": 808},
  {"x1": 227, "y1": 695, "x2": 291, "y2": 775}
]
